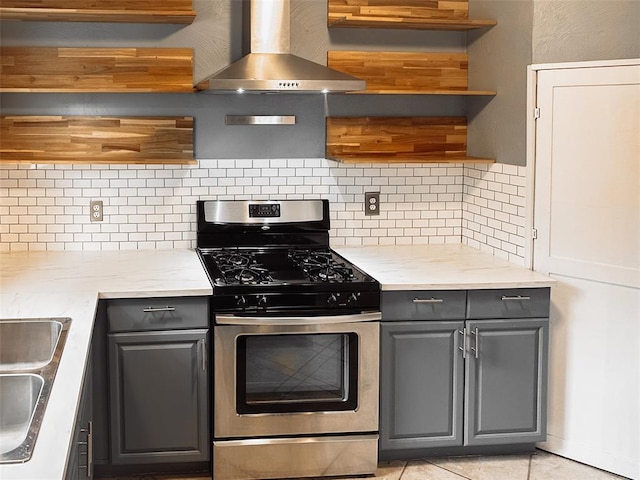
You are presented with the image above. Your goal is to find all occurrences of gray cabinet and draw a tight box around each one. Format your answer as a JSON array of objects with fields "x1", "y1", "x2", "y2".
[
  {"x1": 380, "y1": 288, "x2": 549, "y2": 459},
  {"x1": 106, "y1": 297, "x2": 209, "y2": 465},
  {"x1": 65, "y1": 342, "x2": 93, "y2": 480},
  {"x1": 380, "y1": 321, "x2": 464, "y2": 451},
  {"x1": 464, "y1": 318, "x2": 548, "y2": 446}
]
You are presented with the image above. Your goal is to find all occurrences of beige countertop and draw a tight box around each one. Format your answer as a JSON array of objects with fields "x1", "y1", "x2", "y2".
[
  {"x1": 333, "y1": 244, "x2": 555, "y2": 290},
  {"x1": 0, "y1": 249, "x2": 212, "y2": 480}
]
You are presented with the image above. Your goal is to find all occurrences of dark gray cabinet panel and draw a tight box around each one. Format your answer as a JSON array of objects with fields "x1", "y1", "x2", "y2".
[
  {"x1": 66, "y1": 342, "x2": 93, "y2": 480},
  {"x1": 467, "y1": 288, "x2": 550, "y2": 319},
  {"x1": 108, "y1": 329, "x2": 209, "y2": 465},
  {"x1": 380, "y1": 321, "x2": 465, "y2": 451},
  {"x1": 106, "y1": 297, "x2": 208, "y2": 332},
  {"x1": 380, "y1": 288, "x2": 550, "y2": 459},
  {"x1": 464, "y1": 318, "x2": 548, "y2": 446},
  {"x1": 382, "y1": 290, "x2": 467, "y2": 321}
]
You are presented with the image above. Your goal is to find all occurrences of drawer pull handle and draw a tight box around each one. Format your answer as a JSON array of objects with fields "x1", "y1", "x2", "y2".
[
  {"x1": 501, "y1": 295, "x2": 531, "y2": 301},
  {"x1": 143, "y1": 306, "x2": 176, "y2": 313},
  {"x1": 413, "y1": 298, "x2": 444, "y2": 304}
]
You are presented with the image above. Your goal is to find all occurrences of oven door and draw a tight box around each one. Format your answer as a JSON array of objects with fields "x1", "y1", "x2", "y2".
[{"x1": 213, "y1": 313, "x2": 380, "y2": 439}]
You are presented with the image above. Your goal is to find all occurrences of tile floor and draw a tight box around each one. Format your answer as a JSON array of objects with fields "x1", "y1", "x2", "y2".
[{"x1": 112, "y1": 449, "x2": 628, "y2": 480}]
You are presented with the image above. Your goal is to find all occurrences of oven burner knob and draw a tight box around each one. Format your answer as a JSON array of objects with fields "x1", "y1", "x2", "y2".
[
  {"x1": 327, "y1": 293, "x2": 338, "y2": 306},
  {"x1": 236, "y1": 296, "x2": 247, "y2": 309},
  {"x1": 257, "y1": 295, "x2": 268, "y2": 308},
  {"x1": 347, "y1": 292, "x2": 359, "y2": 305}
]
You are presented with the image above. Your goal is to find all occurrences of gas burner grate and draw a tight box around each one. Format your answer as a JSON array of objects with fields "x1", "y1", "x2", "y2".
[
  {"x1": 288, "y1": 249, "x2": 355, "y2": 283},
  {"x1": 211, "y1": 249, "x2": 274, "y2": 285},
  {"x1": 217, "y1": 266, "x2": 273, "y2": 285}
]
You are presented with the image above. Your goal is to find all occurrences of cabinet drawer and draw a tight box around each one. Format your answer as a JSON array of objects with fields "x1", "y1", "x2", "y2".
[
  {"x1": 107, "y1": 296, "x2": 209, "y2": 332},
  {"x1": 382, "y1": 290, "x2": 466, "y2": 321},
  {"x1": 466, "y1": 288, "x2": 550, "y2": 319}
]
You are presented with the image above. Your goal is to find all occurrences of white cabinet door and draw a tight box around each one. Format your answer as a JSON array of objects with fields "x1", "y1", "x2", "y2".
[{"x1": 532, "y1": 60, "x2": 640, "y2": 480}]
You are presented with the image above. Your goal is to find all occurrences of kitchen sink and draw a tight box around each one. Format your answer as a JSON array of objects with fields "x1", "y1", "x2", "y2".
[
  {"x1": 0, "y1": 319, "x2": 64, "y2": 371},
  {"x1": 0, "y1": 374, "x2": 44, "y2": 455},
  {"x1": 0, "y1": 318, "x2": 71, "y2": 463}
]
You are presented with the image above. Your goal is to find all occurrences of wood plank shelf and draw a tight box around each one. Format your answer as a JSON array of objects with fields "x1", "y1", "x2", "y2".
[
  {"x1": 0, "y1": 47, "x2": 199, "y2": 93},
  {"x1": 0, "y1": 0, "x2": 196, "y2": 24},
  {"x1": 0, "y1": 116, "x2": 195, "y2": 165},
  {"x1": 326, "y1": 116, "x2": 494, "y2": 164},
  {"x1": 327, "y1": 51, "x2": 496, "y2": 96},
  {"x1": 328, "y1": 0, "x2": 496, "y2": 30}
]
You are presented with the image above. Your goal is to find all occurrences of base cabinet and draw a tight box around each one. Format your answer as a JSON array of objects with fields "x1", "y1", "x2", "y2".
[
  {"x1": 380, "y1": 288, "x2": 549, "y2": 459},
  {"x1": 106, "y1": 297, "x2": 210, "y2": 466},
  {"x1": 65, "y1": 343, "x2": 93, "y2": 480},
  {"x1": 380, "y1": 321, "x2": 465, "y2": 451}
]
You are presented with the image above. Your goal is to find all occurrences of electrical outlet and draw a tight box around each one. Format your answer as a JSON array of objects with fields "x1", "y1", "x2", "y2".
[
  {"x1": 90, "y1": 200, "x2": 103, "y2": 222},
  {"x1": 364, "y1": 192, "x2": 380, "y2": 216}
]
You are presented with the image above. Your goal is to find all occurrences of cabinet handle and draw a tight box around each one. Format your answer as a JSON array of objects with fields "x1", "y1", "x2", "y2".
[
  {"x1": 458, "y1": 329, "x2": 466, "y2": 358},
  {"x1": 77, "y1": 422, "x2": 93, "y2": 475},
  {"x1": 87, "y1": 421, "x2": 93, "y2": 477},
  {"x1": 143, "y1": 306, "x2": 176, "y2": 313},
  {"x1": 413, "y1": 297, "x2": 444, "y2": 304},
  {"x1": 501, "y1": 295, "x2": 531, "y2": 301},
  {"x1": 199, "y1": 338, "x2": 207, "y2": 372},
  {"x1": 470, "y1": 327, "x2": 479, "y2": 359}
]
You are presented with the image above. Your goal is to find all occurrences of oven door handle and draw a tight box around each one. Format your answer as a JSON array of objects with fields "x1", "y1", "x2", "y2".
[{"x1": 215, "y1": 312, "x2": 382, "y2": 326}]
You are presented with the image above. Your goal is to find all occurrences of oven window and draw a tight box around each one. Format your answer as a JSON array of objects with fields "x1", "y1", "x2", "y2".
[{"x1": 236, "y1": 333, "x2": 358, "y2": 414}]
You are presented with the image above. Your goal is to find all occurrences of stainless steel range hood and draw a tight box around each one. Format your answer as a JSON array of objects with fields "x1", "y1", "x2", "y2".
[{"x1": 200, "y1": 0, "x2": 365, "y2": 94}]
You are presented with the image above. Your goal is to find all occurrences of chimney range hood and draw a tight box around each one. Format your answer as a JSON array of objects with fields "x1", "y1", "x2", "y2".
[{"x1": 200, "y1": 0, "x2": 365, "y2": 94}]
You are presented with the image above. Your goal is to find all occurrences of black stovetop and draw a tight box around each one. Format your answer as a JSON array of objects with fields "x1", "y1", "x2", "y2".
[{"x1": 195, "y1": 199, "x2": 380, "y2": 314}]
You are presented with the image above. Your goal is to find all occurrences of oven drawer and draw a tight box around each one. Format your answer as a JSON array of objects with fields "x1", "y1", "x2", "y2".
[
  {"x1": 466, "y1": 288, "x2": 551, "y2": 319},
  {"x1": 107, "y1": 296, "x2": 209, "y2": 332},
  {"x1": 382, "y1": 290, "x2": 467, "y2": 321}
]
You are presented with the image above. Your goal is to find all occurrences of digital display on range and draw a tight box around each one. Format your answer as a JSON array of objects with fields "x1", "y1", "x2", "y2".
[{"x1": 249, "y1": 204, "x2": 281, "y2": 218}]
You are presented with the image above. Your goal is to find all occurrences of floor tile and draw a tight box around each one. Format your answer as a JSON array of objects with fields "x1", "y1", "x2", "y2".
[
  {"x1": 529, "y1": 450, "x2": 627, "y2": 480},
  {"x1": 426, "y1": 454, "x2": 531, "y2": 480},
  {"x1": 400, "y1": 460, "x2": 469, "y2": 480}
]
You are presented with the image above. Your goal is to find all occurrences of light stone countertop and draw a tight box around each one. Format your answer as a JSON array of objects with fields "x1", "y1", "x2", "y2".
[
  {"x1": 0, "y1": 245, "x2": 552, "y2": 479},
  {"x1": 333, "y1": 244, "x2": 555, "y2": 290},
  {"x1": 0, "y1": 249, "x2": 212, "y2": 480}
]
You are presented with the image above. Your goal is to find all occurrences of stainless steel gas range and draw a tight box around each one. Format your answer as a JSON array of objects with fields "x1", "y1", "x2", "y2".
[{"x1": 196, "y1": 199, "x2": 381, "y2": 480}]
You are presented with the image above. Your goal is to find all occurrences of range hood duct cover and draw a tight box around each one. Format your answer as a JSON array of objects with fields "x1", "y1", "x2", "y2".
[{"x1": 200, "y1": 0, "x2": 365, "y2": 93}]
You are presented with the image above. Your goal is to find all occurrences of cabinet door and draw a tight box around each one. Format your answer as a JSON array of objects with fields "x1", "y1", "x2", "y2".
[
  {"x1": 464, "y1": 319, "x2": 548, "y2": 446},
  {"x1": 380, "y1": 321, "x2": 465, "y2": 455},
  {"x1": 108, "y1": 329, "x2": 209, "y2": 464}
]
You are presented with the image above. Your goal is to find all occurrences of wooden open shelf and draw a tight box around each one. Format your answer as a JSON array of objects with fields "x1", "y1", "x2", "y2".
[
  {"x1": 0, "y1": 116, "x2": 195, "y2": 165},
  {"x1": 326, "y1": 116, "x2": 494, "y2": 164},
  {"x1": 328, "y1": 0, "x2": 496, "y2": 30},
  {"x1": 0, "y1": 0, "x2": 196, "y2": 23},
  {"x1": 0, "y1": 47, "x2": 199, "y2": 93},
  {"x1": 327, "y1": 51, "x2": 496, "y2": 95}
]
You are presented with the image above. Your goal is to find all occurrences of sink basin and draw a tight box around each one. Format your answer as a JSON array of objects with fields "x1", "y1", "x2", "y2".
[
  {"x1": 0, "y1": 320, "x2": 64, "y2": 371},
  {"x1": 0, "y1": 374, "x2": 44, "y2": 455},
  {"x1": 0, "y1": 318, "x2": 71, "y2": 463}
]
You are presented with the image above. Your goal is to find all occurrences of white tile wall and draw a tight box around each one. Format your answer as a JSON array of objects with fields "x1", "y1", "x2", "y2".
[
  {"x1": 0, "y1": 159, "x2": 477, "y2": 252},
  {"x1": 462, "y1": 163, "x2": 528, "y2": 266},
  {"x1": 1, "y1": 160, "x2": 527, "y2": 261}
]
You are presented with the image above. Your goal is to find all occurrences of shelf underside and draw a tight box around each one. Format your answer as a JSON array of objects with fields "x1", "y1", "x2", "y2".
[
  {"x1": 328, "y1": 0, "x2": 496, "y2": 30},
  {"x1": 1, "y1": 116, "x2": 195, "y2": 165},
  {"x1": 0, "y1": 0, "x2": 195, "y2": 23},
  {"x1": 326, "y1": 116, "x2": 494, "y2": 164}
]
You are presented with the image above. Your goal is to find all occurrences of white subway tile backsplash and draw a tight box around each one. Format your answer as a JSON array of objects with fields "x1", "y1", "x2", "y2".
[
  {"x1": 0, "y1": 160, "x2": 527, "y2": 260},
  {"x1": 462, "y1": 163, "x2": 527, "y2": 266}
]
